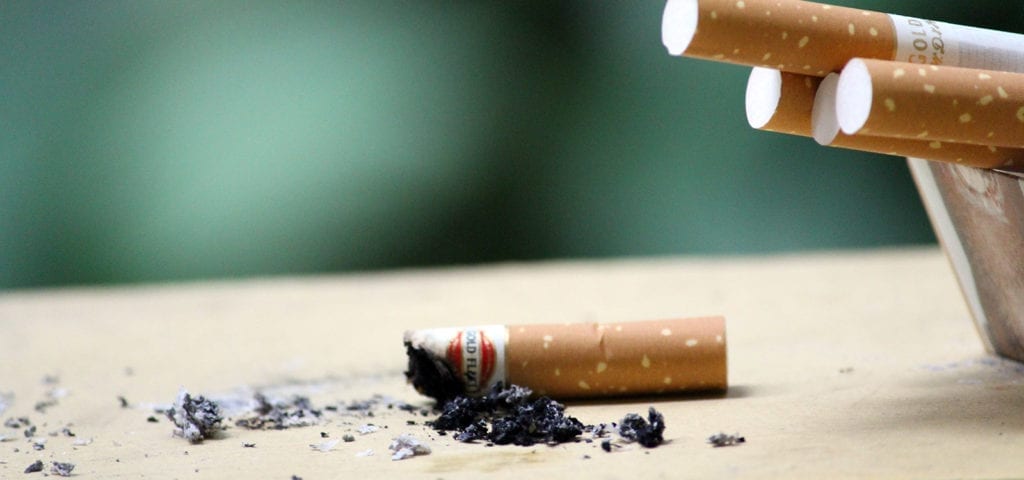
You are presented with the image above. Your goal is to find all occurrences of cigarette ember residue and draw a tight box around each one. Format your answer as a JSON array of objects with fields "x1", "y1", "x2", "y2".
[
  {"x1": 167, "y1": 390, "x2": 224, "y2": 443},
  {"x1": 404, "y1": 342, "x2": 464, "y2": 403},
  {"x1": 617, "y1": 408, "x2": 666, "y2": 448},
  {"x1": 707, "y1": 432, "x2": 745, "y2": 447},
  {"x1": 429, "y1": 383, "x2": 584, "y2": 446}
]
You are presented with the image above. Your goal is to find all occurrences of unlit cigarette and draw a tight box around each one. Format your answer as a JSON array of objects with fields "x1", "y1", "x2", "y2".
[
  {"x1": 745, "y1": 67, "x2": 1024, "y2": 168},
  {"x1": 404, "y1": 316, "x2": 726, "y2": 400},
  {"x1": 663, "y1": 0, "x2": 1024, "y2": 76},
  {"x1": 837, "y1": 58, "x2": 1024, "y2": 153}
]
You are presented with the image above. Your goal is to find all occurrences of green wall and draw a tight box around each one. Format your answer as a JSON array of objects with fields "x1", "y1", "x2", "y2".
[{"x1": 3, "y1": 1, "x2": 1021, "y2": 288}]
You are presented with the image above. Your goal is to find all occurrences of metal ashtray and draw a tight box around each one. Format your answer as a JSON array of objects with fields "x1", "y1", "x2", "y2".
[{"x1": 909, "y1": 158, "x2": 1024, "y2": 362}]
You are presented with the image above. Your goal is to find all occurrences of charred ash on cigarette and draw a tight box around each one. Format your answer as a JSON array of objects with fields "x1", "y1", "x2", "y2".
[
  {"x1": 618, "y1": 408, "x2": 666, "y2": 448},
  {"x1": 404, "y1": 342, "x2": 465, "y2": 403},
  {"x1": 707, "y1": 432, "x2": 745, "y2": 447},
  {"x1": 428, "y1": 383, "x2": 584, "y2": 446},
  {"x1": 234, "y1": 393, "x2": 322, "y2": 430},
  {"x1": 167, "y1": 390, "x2": 224, "y2": 443}
]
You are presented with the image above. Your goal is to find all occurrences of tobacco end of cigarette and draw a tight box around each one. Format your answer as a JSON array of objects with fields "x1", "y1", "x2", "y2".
[
  {"x1": 811, "y1": 73, "x2": 842, "y2": 145},
  {"x1": 836, "y1": 58, "x2": 873, "y2": 135},
  {"x1": 661, "y1": 0, "x2": 698, "y2": 55},
  {"x1": 404, "y1": 340, "x2": 465, "y2": 403},
  {"x1": 745, "y1": 67, "x2": 783, "y2": 129}
]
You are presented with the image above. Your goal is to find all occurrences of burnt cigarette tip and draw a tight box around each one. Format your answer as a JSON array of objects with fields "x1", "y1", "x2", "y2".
[
  {"x1": 811, "y1": 73, "x2": 842, "y2": 145},
  {"x1": 403, "y1": 341, "x2": 464, "y2": 404},
  {"x1": 662, "y1": 0, "x2": 698, "y2": 55},
  {"x1": 745, "y1": 67, "x2": 783, "y2": 129},
  {"x1": 836, "y1": 58, "x2": 873, "y2": 135}
]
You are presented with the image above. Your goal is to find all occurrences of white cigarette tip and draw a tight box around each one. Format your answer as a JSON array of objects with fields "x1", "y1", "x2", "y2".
[
  {"x1": 745, "y1": 68, "x2": 783, "y2": 129},
  {"x1": 836, "y1": 58, "x2": 873, "y2": 135},
  {"x1": 662, "y1": 0, "x2": 698, "y2": 56},
  {"x1": 811, "y1": 73, "x2": 842, "y2": 145}
]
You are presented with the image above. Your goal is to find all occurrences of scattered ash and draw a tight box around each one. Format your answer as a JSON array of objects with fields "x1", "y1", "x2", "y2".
[
  {"x1": 342, "y1": 434, "x2": 355, "y2": 442},
  {"x1": 50, "y1": 461, "x2": 75, "y2": 477},
  {"x1": 707, "y1": 432, "x2": 745, "y2": 447},
  {"x1": 61, "y1": 427, "x2": 76, "y2": 437},
  {"x1": 618, "y1": 408, "x2": 666, "y2": 448},
  {"x1": 24, "y1": 425, "x2": 36, "y2": 438},
  {"x1": 404, "y1": 343, "x2": 464, "y2": 403},
  {"x1": 4, "y1": 417, "x2": 30, "y2": 429},
  {"x1": 32, "y1": 438, "x2": 46, "y2": 450},
  {"x1": 72, "y1": 437, "x2": 94, "y2": 446},
  {"x1": 389, "y1": 434, "x2": 431, "y2": 460},
  {"x1": 429, "y1": 383, "x2": 584, "y2": 446},
  {"x1": 24, "y1": 460, "x2": 43, "y2": 473},
  {"x1": 292, "y1": 476, "x2": 303, "y2": 480},
  {"x1": 234, "y1": 393, "x2": 321, "y2": 430},
  {"x1": 309, "y1": 439, "x2": 339, "y2": 452},
  {"x1": 167, "y1": 390, "x2": 224, "y2": 443}
]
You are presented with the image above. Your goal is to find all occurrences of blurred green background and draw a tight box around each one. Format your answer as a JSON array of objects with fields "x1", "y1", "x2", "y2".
[{"x1": 3, "y1": 1, "x2": 1022, "y2": 289}]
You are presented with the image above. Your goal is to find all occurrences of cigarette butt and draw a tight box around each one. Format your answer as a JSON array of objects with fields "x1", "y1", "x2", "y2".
[
  {"x1": 836, "y1": 58, "x2": 1024, "y2": 151},
  {"x1": 746, "y1": 67, "x2": 1024, "y2": 169},
  {"x1": 663, "y1": 0, "x2": 1024, "y2": 76},
  {"x1": 404, "y1": 316, "x2": 727, "y2": 400}
]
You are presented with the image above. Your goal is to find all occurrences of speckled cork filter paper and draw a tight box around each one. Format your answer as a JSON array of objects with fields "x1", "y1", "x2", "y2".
[{"x1": 2, "y1": 249, "x2": 1023, "y2": 479}]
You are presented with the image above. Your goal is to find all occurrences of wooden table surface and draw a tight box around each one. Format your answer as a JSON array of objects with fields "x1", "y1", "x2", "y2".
[{"x1": 2, "y1": 248, "x2": 1022, "y2": 479}]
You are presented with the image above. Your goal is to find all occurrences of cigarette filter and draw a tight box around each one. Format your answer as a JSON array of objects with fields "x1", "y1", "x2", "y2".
[
  {"x1": 745, "y1": 66, "x2": 1024, "y2": 169},
  {"x1": 404, "y1": 316, "x2": 726, "y2": 400},
  {"x1": 837, "y1": 58, "x2": 1024, "y2": 153},
  {"x1": 663, "y1": 0, "x2": 1024, "y2": 77}
]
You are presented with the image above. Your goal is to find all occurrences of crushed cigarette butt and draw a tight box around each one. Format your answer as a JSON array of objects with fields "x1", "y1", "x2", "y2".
[{"x1": 389, "y1": 434, "x2": 431, "y2": 460}]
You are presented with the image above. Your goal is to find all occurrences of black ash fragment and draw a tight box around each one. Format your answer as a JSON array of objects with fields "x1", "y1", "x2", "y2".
[
  {"x1": 31, "y1": 439, "x2": 45, "y2": 451},
  {"x1": 601, "y1": 439, "x2": 613, "y2": 452},
  {"x1": 24, "y1": 460, "x2": 44, "y2": 473},
  {"x1": 118, "y1": 396, "x2": 130, "y2": 408},
  {"x1": 707, "y1": 432, "x2": 745, "y2": 447},
  {"x1": 292, "y1": 476, "x2": 303, "y2": 480},
  {"x1": 24, "y1": 425, "x2": 36, "y2": 438},
  {"x1": 34, "y1": 400, "x2": 58, "y2": 414},
  {"x1": 243, "y1": 442, "x2": 256, "y2": 448},
  {"x1": 5, "y1": 417, "x2": 26, "y2": 429},
  {"x1": 167, "y1": 390, "x2": 224, "y2": 443},
  {"x1": 61, "y1": 427, "x2": 75, "y2": 437},
  {"x1": 428, "y1": 383, "x2": 585, "y2": 447},
  {"x1": 50, "y1": 461, "x2": 75, "y2": 477},
  {"x1": 342, "y1": 434, "x2": 355, "y2": 442},
  {"x1": 320, "y1": 432, "x2": 329, "y2": 438},
  {"x1": 617, "y1": 408, "x2": 666, "y2": 448},
  {"x1": 147, "y1": 416, "x2": 159, "y2": 423}
]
